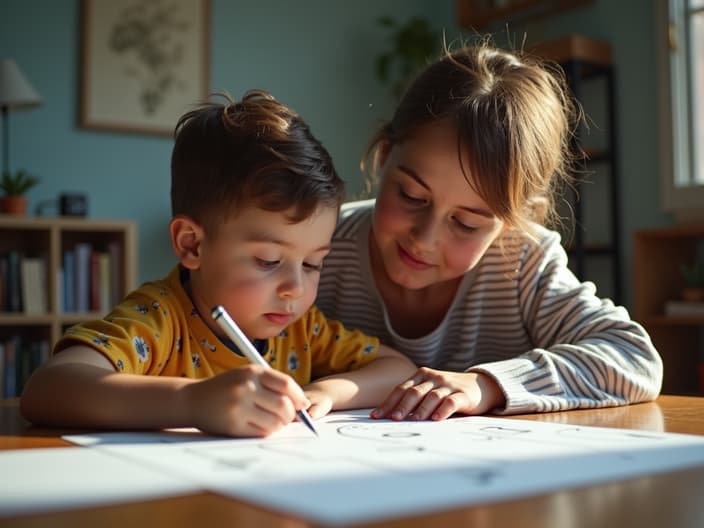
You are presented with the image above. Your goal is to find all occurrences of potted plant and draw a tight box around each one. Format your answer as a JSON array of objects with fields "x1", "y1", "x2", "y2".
[
  {"x1": 0, "y1": 169, "x2": 39, "y2": 215},
  {"x1": 681, "y1": 260, "x2": 704, "y2": 302},
  {"x1": 375, "y1": 15, "x2": 440, "y2": 99}
]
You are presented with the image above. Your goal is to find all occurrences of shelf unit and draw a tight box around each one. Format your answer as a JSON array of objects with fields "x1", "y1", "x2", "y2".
[
  {"x1": 0, "y1": 214, "x2": 137, "y2": 362},
  {"x1": 634, "y1": 224, "x2": 704, "y2": 395},
  {"x1": 456, "y1": 0, "x2": 593, "y2": 30},
  {"x1": 531, "y1": 35, "x2": 622, "y2": 304}
]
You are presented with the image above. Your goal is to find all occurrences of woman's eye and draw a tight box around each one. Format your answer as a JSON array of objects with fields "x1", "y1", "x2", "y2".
[
  {"x1": 399, "y1": 187, "x2": 426, "y2": 205},
  {"x1": 452, "y1": 217, "x2": 477, "y2": 233},
  {"x1": 255, "y1": 258, "x2": 280, "y2": 269}
]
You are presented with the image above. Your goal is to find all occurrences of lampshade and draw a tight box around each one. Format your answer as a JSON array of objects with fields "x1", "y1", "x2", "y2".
[{"x1": 0, "y1": 60, "x2": 42, "y2": 109}]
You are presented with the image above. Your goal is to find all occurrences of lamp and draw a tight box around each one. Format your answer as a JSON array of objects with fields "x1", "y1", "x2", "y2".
[{"x1": 0, "y1": 59, "x2": 42, "y2": 177}]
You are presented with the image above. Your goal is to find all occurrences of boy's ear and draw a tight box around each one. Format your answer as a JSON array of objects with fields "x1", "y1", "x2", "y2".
[{"x1": 169, "y1": 215, "x2": 204, "y2": 270}]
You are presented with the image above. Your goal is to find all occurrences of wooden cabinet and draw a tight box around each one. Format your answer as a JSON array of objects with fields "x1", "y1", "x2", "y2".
[
  {"x1": 0, "y1": 215, "x2": 137, "y2": 397},
  {"x1": 634, "y1": 224, "x2": 704, "y2": 395},
  {"x1": 456, "y1": 0, "x2": 593, "y2": 30}
]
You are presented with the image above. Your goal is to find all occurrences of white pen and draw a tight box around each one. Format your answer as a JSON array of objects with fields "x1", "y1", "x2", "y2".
[{"x1": 211, "y1": 305, "x2": 319, "y2": 436}]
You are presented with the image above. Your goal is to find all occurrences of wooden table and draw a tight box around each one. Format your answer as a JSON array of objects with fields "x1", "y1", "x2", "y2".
[{"x1": 1, "y1": 395, "x2": 704, "y2": 528}]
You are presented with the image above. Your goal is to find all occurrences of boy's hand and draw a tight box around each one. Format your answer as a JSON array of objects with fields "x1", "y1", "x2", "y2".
[
  {"x1": 370, "y1": 368, "x2": 505, "y2": 421},
  {"x1": 302, "y1": 386, "x2": 334, "y2": 419},
  {"x1": 185, "y1": 365, "x2": 310, "y2": 437}
]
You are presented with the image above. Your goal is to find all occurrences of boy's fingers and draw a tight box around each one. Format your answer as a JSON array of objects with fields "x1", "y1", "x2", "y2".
[{"x1": 259, "y1": 369, "x2": 308, "y2": 408}]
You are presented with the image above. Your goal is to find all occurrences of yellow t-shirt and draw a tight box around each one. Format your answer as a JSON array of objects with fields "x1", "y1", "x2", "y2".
[{"x1": 55, "y1": 266, "x2": 379, "y2": 385}]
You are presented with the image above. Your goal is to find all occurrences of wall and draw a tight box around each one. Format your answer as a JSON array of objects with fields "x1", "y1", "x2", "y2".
[
  {"x1": 1, "y1": 0, "x2": 449, "y2": 283},
  {"x1": 0, "y1": 0, "x2": 672, "y2": 309},
  {"x1": 478, "y1": 0, "x2": 673, "y2": 306}
]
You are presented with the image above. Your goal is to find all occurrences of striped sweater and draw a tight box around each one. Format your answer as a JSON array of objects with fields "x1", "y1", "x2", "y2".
[{"x1": 316, "y1": 200, "x2": 663, "y2": 414}]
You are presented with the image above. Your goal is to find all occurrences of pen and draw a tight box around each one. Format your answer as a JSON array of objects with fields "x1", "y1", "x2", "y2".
[{"x1": 211, "y1": 305, "x2": 319, "y2": 436}]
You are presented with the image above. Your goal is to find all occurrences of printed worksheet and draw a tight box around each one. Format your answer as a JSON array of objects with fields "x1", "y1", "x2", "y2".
[{"x1": 62, "y1": 410, "x2": 704, "y2": 525}]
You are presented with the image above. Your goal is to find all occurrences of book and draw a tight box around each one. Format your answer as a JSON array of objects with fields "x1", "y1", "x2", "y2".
[
  {"x1": 0, "y1": 342, "x2": 4, "y2": 398},
  {"x1": 74, "y1": 243, "x2": 92, "y2": 313},
  {"x1": 6, "y1": 250, "x2": 22, "y2": 312},
  {"x1": 2, "y1": 336, "x2": 17, "y2": 398},
  {"x1": 664, "y1": 300, "x2": 704, "y2": 317},
  {"x1": 63, "y1": 250, "x2": 75, "y2": 312},
  {"x1": 98, "y1": 251, "x2": 112, "y2": 314},
  {"x1": 20, "y1": 257, "x2": 47, "y2": 314},
  {"x1": 107, "y1": 241, "x2": 122, "y2": 305}
]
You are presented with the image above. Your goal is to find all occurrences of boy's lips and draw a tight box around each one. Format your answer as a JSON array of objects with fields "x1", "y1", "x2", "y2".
[
  {"x1": 397, "y1": 242, "x2": 433, "y2": 270},
  {"x1": 264, "y1": 312, "x2": 295, "y2": 326}
]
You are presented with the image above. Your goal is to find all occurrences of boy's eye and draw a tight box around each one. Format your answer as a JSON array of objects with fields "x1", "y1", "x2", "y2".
[
  {"x1": 255, "y1": 258, "x2": 280, "y2": 269},
  {"x1": 303, "y1": 261, "x2": 323, "y2": 272}
]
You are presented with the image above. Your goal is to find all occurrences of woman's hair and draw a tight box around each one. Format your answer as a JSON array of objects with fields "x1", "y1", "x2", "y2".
[
  {"x1": 171, "y1": 89, "x2": 344, "y2": 236},
  {"x1": 364, "y1": 41, "x2": 580, "y2": 236}
]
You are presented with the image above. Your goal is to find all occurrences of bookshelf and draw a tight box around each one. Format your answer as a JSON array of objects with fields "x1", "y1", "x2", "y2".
[
  {"x1": 0, "y1": 215, "x2": 137, "y2": 397},
  {"x1": 633, "y1": 224, "x2": 704, "y2": 395}
]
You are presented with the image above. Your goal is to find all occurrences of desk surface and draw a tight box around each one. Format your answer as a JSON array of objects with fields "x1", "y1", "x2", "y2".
[{"x1": 2, "y1": 395, "x2": 703, "y2": 528}]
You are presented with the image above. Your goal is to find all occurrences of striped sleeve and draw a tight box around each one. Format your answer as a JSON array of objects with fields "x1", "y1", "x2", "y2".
[{"x1": 469, "y1": 229, "x2": 664, "y2": 414}]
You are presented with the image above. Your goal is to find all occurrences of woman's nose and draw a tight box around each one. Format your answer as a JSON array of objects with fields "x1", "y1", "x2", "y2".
[{"x1": 409, "y1": 210, "x2": 440, "y2": 249}]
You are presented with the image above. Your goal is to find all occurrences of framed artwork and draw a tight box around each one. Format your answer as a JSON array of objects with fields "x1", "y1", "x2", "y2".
[{"x1": 80, "y1": 0, "x2": 210, "y2": 136}]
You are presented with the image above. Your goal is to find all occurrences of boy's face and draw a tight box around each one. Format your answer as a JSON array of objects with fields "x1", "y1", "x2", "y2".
[{"x1": 188, "y1": 205, "x2": 337, "y2": 340}]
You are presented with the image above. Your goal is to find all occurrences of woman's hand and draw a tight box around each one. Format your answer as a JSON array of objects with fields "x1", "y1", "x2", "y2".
[{"x1": 370, "y1": 367, "x2": 505, "y2": 421}]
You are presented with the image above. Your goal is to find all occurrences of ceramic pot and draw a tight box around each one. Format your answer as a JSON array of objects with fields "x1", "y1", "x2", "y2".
[{"x1": 0, "y1": 196, "x2": 28, "y2": 215}]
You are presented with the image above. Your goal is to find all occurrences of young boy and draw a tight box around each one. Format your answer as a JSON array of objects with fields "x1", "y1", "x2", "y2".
[{"x1": 20, "y1": 90, "x2": 416, "y2": 437}]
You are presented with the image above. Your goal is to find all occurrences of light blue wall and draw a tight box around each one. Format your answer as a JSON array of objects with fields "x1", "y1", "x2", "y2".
[
  {"x1": 1, "y1": 0, "x2": 453, "y2": 283},
  {"x1": 1, "y1": 0, "x2": 671, "y2": 308}
]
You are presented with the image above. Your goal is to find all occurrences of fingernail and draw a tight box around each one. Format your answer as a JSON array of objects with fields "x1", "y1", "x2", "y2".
[{"x1": 392, "y1": 411, "x2": 403, "y2": 420}]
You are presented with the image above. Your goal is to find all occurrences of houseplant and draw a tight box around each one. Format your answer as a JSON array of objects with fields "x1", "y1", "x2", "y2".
[
  {"x1": 375, "y1": 15, "x2": 440, "y2": 99},
  {"x1": 681, "y1": 260, "x2": 704, "y2": 302},
  {"x1": 0, "y1": 169, "x2": 39, "y2": 215}
]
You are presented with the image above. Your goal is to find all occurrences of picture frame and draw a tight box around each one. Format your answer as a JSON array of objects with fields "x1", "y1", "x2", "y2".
[{"x1": 80, "y1": 0, "x2": 210, "y2": 136}]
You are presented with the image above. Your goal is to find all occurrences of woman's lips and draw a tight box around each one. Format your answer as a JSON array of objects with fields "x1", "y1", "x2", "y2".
[{"x1": 397, "y1": 243, "x2": 433, "y2": 270}]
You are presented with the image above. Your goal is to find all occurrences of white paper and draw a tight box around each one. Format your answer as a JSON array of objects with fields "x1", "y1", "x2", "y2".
[
  {"x1": 61, "y1": 410, "x2": 704, "y2": 525},
  {"x1": 0, "y1": 446, "x2": 197, "y2": 516}
]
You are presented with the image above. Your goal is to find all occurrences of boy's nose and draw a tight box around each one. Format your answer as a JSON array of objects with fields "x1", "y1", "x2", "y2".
[{"x1": 278, "y1": 266, "x2": 304, "y2": 299}]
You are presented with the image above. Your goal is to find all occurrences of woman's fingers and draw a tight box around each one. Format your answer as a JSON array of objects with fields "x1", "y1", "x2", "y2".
[{"x1": 407, "y1": 387, "x2": 455, "y2": 421}]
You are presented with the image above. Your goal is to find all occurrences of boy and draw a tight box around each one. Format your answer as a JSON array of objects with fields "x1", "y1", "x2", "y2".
[{"x1": 20, "y1": 90, "x2": 416, "y2": 437}]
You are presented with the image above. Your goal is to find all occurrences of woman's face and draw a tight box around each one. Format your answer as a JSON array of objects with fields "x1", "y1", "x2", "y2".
[{"x1": 371, "y1": 122, "x2": 505, "y2": 291}]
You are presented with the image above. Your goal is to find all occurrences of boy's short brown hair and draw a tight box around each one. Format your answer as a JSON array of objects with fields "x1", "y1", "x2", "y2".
[{"x1": 171, "y1": 90, "x2": 344, "y2": 235}]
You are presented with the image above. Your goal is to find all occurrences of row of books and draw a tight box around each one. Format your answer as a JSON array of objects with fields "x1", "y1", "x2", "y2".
[
  {"x1": 0, "y1": 251, "x2": 48, "y2": 314},
  {"x1": 0, "y1": 335, "x2": 51, "y2": 398},
  {"x1": 61, "y1": 242, "x2": 122, "y2": 314},
  {"x1": 0, "y1": 243, "x2": 122, "y2": 315}
]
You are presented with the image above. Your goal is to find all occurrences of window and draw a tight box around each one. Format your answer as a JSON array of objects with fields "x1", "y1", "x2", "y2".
[{"x1": 657, "y1": 0, "x2": 704, "y2": 215}]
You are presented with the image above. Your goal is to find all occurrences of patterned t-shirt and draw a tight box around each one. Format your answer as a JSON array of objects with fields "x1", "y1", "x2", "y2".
[{"x1": 55, "y1": 266, "x2": 379, "y2": 385}]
